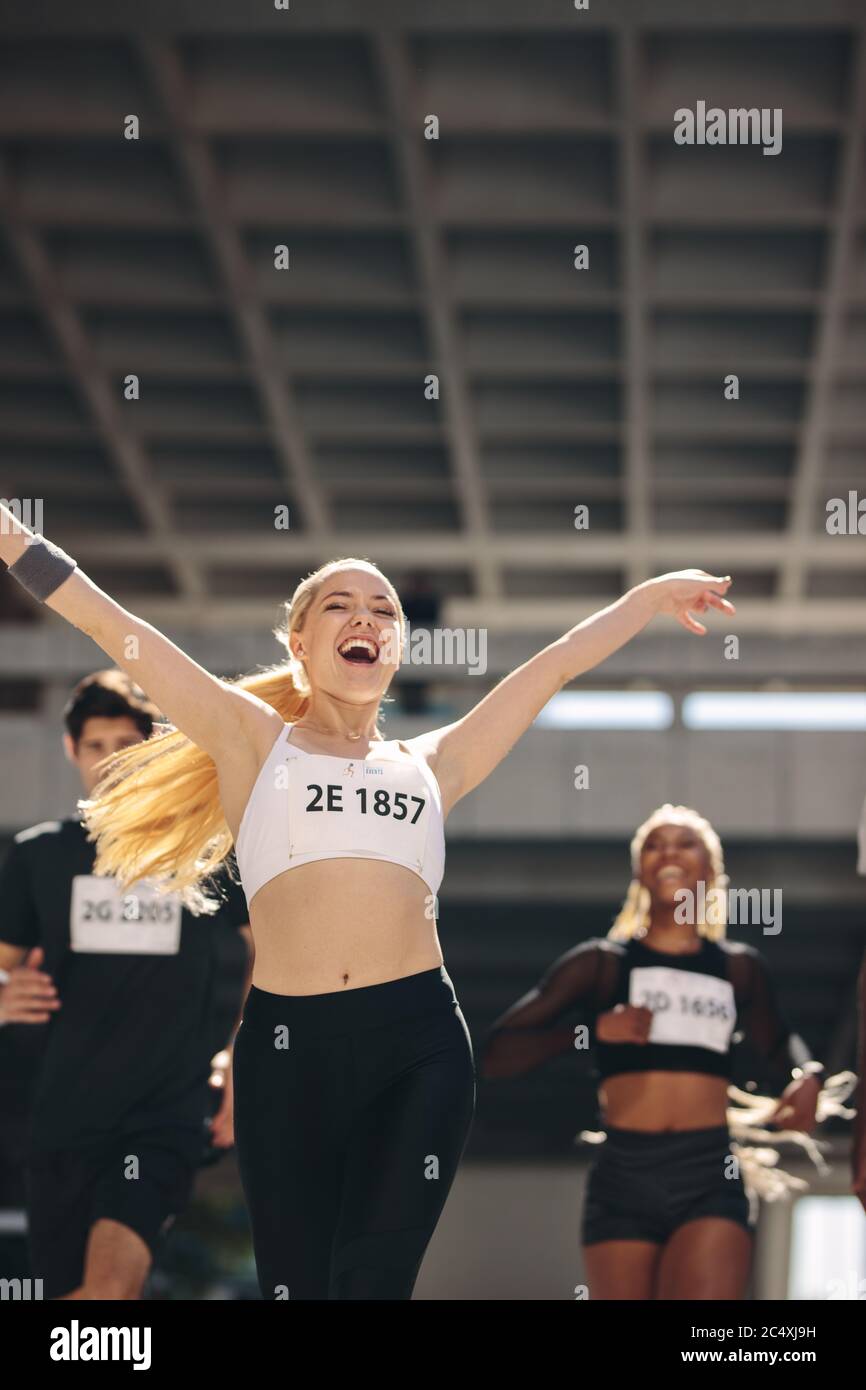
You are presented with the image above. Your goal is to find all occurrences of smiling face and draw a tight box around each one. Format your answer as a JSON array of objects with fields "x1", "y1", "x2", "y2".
[
  {"x1": 638, "y1": 819, "x2": 713, "y2": 909},
  {"x1": 289, "y1": 565, "x2": 403, "y2": 706}
]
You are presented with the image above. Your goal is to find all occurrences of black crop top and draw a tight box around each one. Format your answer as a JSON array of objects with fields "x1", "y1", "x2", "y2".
[
  {"x1": 483, "y1": 936, "x2": 811, "y2": 1083},
  {"x1": 595, "y1": 937, "x2": 739, "y2": 1079}
]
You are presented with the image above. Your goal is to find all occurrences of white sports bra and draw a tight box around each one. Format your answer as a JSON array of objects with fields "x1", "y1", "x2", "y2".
[{"x1": 234, "y1": 723, "x2": 445, "y2": 909}]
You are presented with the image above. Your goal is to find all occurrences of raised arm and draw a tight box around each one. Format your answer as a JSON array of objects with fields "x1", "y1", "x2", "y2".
[
  {"x1": 481, "y1": 941, "x2": 611, "y2": 1080},
  {"x1": 0, "y1": 504, "x2": 275, "y2": 760},
  {"x1": 417, "y1": 571, "x2": 734, "y2": 814}
]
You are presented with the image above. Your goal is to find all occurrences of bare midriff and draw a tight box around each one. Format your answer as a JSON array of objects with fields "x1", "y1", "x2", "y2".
[
  {"x1": 598, "y1": 1071, "x2": 731, "y2": 1132},
  {"x1": 245, "y1": 858, "x2": 443, "y2": 995}
]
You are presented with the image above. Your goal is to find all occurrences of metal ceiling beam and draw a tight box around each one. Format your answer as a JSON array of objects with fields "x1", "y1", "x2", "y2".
[
  {"x1": 0, "y1": 15, "x2": 863, "y2": 643},
  {"x1": 137, "y1": 38, "x2": 329, "y2": 536},
  {"x1": 1, "y1": 0, "x2": 862, "y2": 33},
  {"x1": 67, "y1": 530, "x2": 866, "y2": 568},
  {"x1": 447, "y1": 596, "x2": 866, "y2": 635},
  {"x1": 3, "y1": 622, "x2": 866, "y2": 679},
  {"x1": 11, "y1": 473, "x2": 804, "y2": 502},
  {"x1": 0, "y1": 159, "x2": 204, "y2": 601},
  {"x1": 375, "y1": 29, "x2": 499, "y2": 600},
  {"x1": 0, "y1": 286, "x2": 845, "y2": 312},
  {"x1": 617, "y1": 25, "x2": 651, "y2": 590},
  {"x1": 4, "y1": 360, "x2": 851, "y2": 385},
  {"x1": 18, "y1": 595, "x2": 866, "y2": 636},
  {"x1": 0, "y1": 112, "x2": 854, "y2": 140},
  {"x1": 781, "y1": 25, "x2": 866, "y2": 601},
  {"x1": 0, "y1": 200, "x2": 857, "y2": 230}
]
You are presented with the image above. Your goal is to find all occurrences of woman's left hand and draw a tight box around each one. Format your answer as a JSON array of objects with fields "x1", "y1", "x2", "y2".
[
  {"x1": 770, "y1": 1075, "x2": 822, "y2": 1134},
  {"x1": 645, "y1": 570, "x2": 735, "y2": 635}
]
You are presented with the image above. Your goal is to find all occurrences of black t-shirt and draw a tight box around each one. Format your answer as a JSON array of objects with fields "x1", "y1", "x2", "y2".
[{"x1": 0, "y1": 816, "x2": 249, "y2": 1157}]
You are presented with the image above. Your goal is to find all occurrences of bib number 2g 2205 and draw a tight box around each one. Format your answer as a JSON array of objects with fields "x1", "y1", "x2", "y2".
[{"x1": 305, "y1": 784, "x2": 425, "y2": 824}]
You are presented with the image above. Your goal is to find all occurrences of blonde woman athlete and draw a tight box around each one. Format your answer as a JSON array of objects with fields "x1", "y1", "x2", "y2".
[
  {"x1": 483, "y1": 806, "x2": 825, "y2": 1300},
  {"x1": 0, "y1": 506, "x2": 733, "y2": 1299}
]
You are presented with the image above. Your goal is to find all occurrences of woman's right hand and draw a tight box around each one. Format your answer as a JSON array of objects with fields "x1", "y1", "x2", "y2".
[
  {"x1": 595, "y1": 1004, "x2": 653, "y2": 1044},
  {"x1": 0, "y1": 947, "x2": 61, "y2": 1024}
]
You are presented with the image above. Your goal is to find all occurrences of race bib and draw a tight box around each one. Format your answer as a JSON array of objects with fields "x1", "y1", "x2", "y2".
[
  {"x1": 629, "y1": 966, "x2": 736, "y2": 1054},
  {"x1": 287, "y1": 754, "x2": 432, "y2": 871},
  {"x1": 70, "y1": 875, "x2": 182, "y2": 955}
]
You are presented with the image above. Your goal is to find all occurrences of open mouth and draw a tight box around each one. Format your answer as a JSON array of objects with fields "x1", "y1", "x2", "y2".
[{"x1": 337, "y1": 636, "x2": 379, "y2": 666}]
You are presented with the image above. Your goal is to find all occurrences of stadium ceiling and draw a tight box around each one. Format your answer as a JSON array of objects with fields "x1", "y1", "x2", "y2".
[{"x1": 1, "y1": 1, "x2": 866, "y2": 632}]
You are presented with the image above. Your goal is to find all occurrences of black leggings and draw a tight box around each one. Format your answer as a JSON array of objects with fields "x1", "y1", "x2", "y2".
[{"x1": 233, "y1": 965, "x2": 476, "y2": 1300}]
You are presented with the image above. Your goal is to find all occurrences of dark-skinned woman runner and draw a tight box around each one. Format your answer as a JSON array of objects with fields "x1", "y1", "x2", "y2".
[{"x1": 482, "y1": 805, "x2": 851, "y2": 1300}]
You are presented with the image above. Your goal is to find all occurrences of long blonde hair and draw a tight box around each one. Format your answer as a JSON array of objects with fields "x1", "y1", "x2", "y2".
[
  {"x1": 81, "y1": 558, "x2": 405, "y2": 913},
  {"x1": 608, "y1": 803, "x2": 729, "y2": 942}
]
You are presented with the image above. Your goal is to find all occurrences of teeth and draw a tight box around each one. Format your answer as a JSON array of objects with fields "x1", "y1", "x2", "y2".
[{"x1": 338, "y1": 637, "x2": 378, "y2": 658}]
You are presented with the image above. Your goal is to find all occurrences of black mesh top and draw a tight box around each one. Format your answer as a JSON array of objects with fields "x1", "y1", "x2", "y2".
[{"x1": 483, "y1": 935, "x2": 812, "y2": 1085}]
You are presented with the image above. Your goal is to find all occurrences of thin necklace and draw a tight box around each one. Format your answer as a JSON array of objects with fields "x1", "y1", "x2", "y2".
[{"x1": 294, "y1": 718, "x2": 381, "y2": 743}]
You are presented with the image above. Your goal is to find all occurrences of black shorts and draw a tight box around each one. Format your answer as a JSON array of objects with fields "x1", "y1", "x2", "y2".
[
  {"x1": 582, "y1": 1125, "x2": 754, "y2": 1247},
  {"x1": 26, "y1": 1126, "x2": 202, "y2": 1299}
]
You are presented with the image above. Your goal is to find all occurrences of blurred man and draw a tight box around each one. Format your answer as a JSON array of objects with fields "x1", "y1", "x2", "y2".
[{"x1": 0, "y1": 670, "x2": 252, "y2": 1298}]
